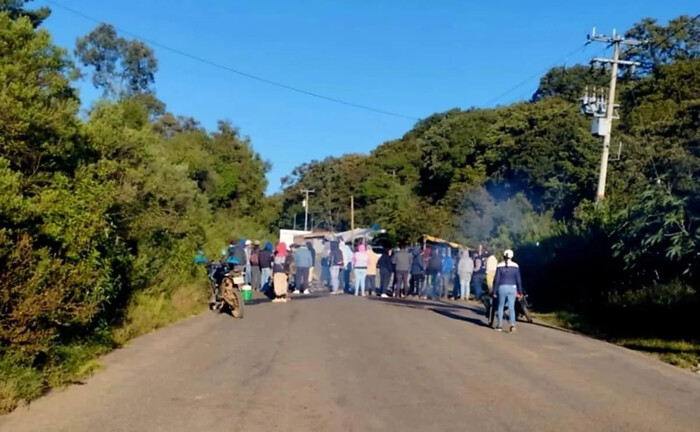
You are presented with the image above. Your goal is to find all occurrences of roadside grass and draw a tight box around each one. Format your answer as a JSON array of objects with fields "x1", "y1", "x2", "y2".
[
  {"x1": 535, "y1": 311, "x2": 700, "y2": 372},
  {"x1": 0, "y1": 281, "x2": 207, "y2": 414}
]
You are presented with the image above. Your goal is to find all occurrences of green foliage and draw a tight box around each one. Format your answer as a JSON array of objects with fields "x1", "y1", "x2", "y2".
[
  {"x1": 624, "y1": 15, "x2": 700, "y2": 74},
  {"x1": 0, "y1": 0, "x2": 49, "y2": 27},
  {"x1": 75, "y1": 23, "x2": 159, "y2": 98},
  {"x1": 532, "y1": 65, "x2": 608, "y2": 102},
  {"x1": 0, "y1": 15, "x2": 272, "y2": 412}
]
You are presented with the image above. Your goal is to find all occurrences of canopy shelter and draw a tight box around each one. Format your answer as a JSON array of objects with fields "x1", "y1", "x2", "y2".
[{"x1": 422, "y1": 234, "x2": 467, "y2": 250}]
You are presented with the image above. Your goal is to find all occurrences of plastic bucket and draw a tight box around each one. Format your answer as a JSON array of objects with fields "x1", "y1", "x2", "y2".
[{"x1": 242, "y1": 285, "x2": 253, "y2": 302}]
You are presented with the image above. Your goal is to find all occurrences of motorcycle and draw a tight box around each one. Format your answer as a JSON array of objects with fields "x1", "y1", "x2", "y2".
[
  {"x1": 199, "y1": 251, "x2": 244, "y2": 318},
  {"x1": 482, "y1": 293, "x2": 533, "y2": 327}
]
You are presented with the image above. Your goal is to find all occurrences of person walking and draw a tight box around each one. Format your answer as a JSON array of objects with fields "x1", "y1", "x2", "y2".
[
  {"x1": 259, "y1": 242, "x2": 273, "y2": 292},
  {"x1": 366, "y1": 245, "x2": 379, "y2": 296},
  {"x1": 272, "y1": 243, "x2": 290, "y2": 303},
  {"x1": 293, "y1": 242, "x2": 313, "y2": 295},
  {"x1": 329, "y1": 239, "x2": 344, "y2": 294},
  {"x1": 378, "y1": 248, "x2": 393, "y2": 298},
  {"x1": 493, "y1": 249, "x2": 523, "y2": 332},
  {"x1": 352, "y1": 244, "x2": 369, "y2": 296},
  {"x1": 411, "y1": 248, "x2": 427, "y2": 298},
  {"x1": 486, "y1": 251, "x2": 498, "y2": 295},
  {"x1": 250, "y1": 241, "x2": 261, "y2": 291},
  {"x1": 457, "y1": 249, "x2": 474, "y2": 300},
  {"x1": 392, "y1": 245, "x2": 411, "y2": 298}
]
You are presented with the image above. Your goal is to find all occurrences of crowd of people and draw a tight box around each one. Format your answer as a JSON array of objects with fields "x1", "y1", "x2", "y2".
[{"x1": 226, "y1": 237, "x2": 524, "y2": 332}]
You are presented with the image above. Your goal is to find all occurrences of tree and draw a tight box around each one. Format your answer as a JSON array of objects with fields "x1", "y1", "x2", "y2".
[
  {"x1": 0, "y1": 0, "x2": 49, "y2": 27},
  {"x1": 624, "y1": 15, "x2": 700, "y2": 75},
  {"x1": 75, "y1": 23, "x2": 158, "y2": 98},
  {"x1": 0, "y1": 12, "x2": 81, "y2": 175},
  {"x1": 532, "y1": 65, "x2": 608, "y2": 102}
]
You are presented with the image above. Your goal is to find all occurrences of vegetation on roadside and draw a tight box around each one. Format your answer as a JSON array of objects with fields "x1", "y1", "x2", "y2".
[
  {"x1": 0, "y1": 2, "x2": 273, "y2": 412},
  {"x1": 535, "y1": 312, "x2": 700, "y2": 372}
]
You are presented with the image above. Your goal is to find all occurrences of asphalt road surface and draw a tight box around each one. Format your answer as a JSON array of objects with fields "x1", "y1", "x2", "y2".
[{"x1": 2, "y1": 294, "x2": 700, "y2": 432}]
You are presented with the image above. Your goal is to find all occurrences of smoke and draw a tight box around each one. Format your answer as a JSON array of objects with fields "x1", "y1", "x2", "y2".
[{"x1": 454, "y1": 184, "x2": 555, "y2": 251}]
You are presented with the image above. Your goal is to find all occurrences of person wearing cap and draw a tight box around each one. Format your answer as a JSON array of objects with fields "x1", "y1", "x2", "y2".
[{"x1": 493, "y1": 249, "x2": 523, "y2": 332}]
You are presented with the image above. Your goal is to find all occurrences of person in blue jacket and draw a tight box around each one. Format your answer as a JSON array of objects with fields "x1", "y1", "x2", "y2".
[{"x1": 493, "y1": 249, "x2": 524, "y2": 333}]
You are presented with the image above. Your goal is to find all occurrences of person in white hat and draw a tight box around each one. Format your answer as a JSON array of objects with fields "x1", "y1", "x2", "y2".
[{"x1": 493, "y1": 249, "x2": 523, "y2": 333}]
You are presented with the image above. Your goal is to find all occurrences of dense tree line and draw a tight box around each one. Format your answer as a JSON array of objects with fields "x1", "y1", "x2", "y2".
[
  {"x1": 278, "y1": 15, "x2": 699, "y2": 339},
  {"x1": 0, "y1": 3, "x2": 270, "y2": 410}
]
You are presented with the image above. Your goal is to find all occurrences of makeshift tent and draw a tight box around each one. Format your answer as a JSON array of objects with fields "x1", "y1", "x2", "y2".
[{"x1": 422, "y1": 234, "x2": 467, "y2": 250}]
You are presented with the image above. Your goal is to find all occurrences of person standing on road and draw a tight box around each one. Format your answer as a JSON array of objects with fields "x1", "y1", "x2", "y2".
[
  {"x1": 392, "y1": 245, "x2": 411, "y2": 298},
  {"x1": 293, "y1": 242, "x2": 313, "y2": 295},
  {"x1": 441, "y1": 249, "x2": 454, "y2": 299},
  {"x1": 306, "y1": 241, "x2": 316, "y2": 286},
  {"x1": 329, "y1": 239, "x2": 344, "y2": 294},
  {"x1": 411, "y1": 247, "x2": 427, "y2": 298},
  {"x1": 352, "y1": 244, "x2": 369, "y2": 296},
  {"x1": 272, "y1": 242, "x2": 290, "y2": 303},
  {"x1": 486, "y1": 251, "x2": 498, "y2": 294},
  {"x1": 366, "y1": 245, "x2": 379, "y2": 296},
  {"x1": 341, "y1": 242, "x2": 354, "y2": 293},
  {"x1": 493, "y1": 249, "x2": 523, "y2": 332},
  {"x1": 426, "y1": 248, "x2": 442, "y2": 299},
  {"x1": 457, "y1": 249, "x2": 474, "y2": 300},
  {"x1": 259, "y1": 242, "x2": 274, "y2": 292},
  {"x1": 250, "y1": 241, "x2": 261, "y2": 291},
  {"x1": 244, "y1": 240, "x2": 252, "y2": 285},
  {"x1": 378, "y1": 248, "x2": 393, "y2": 298},
  {"x1": 472, "y1": 253, "x2": 485, "y2": 300}
]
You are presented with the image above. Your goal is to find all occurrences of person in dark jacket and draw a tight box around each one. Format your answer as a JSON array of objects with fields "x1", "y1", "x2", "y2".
[
  {"x1": 233, "y1": 239, "x2": 247, "y2": 272},
  {"x1": 259, "y1": 242, "x2": 274, "y2": 292},
  {"x1": 329, "y1": 240, "x2": 344, "y2": 294},
  {"x1": 410, "y1": 248, "x2": 425, "y2": 298},
  {"x1": 393, "y1": 246, "x2": 411, "y2": 298},
  {"x1": 493, "y1": 249, "x2": 523, "y2": 332},
  {"x1": 426, "y1": 248, "x2": 442, "y2": 299},
  {"x1": 250, "y1": 241, "x2": 261, "y2": 291},
  {"x1": 378, "y1": 248, "x2": 393, "y2": 297}
]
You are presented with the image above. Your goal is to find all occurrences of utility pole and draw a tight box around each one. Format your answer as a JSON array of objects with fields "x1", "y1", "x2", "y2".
[
  {"x1": 583, "y1": 28, "x2": 642, "y2": 202},
  {"x1": 301, "y1": 189, "x2": 314, "y2": 231}
]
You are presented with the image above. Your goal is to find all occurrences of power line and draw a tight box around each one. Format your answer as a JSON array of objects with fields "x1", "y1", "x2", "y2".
[
  {"x1": 45, "y1": 0, "x2": 421, "y2": 121},
  {"x1": 484, "y1": 43, "x2": 592, "y2": 107}
]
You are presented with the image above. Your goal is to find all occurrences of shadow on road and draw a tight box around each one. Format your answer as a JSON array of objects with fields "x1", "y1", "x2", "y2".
[
  {"x1": 245, "y1": 293, "x2": 330, "y2": 306},
  {"x1": 431, "y1": 309, "x2": 491, "y2": 328}
]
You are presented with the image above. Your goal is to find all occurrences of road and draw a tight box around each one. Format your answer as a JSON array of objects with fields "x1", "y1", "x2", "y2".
[{"x1": 2, "y1": 294, "x2": 699, "y2": 432}]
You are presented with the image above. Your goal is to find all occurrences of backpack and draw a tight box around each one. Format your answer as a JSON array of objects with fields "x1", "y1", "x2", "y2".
[{"x1": 250, "y1": 250, "x2": 259, "y2": 266}]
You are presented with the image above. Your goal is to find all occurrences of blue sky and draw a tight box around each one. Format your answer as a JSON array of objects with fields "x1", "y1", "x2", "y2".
[{"x1": 37, "y1": 0, "x2": 696, "y2": 193}]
